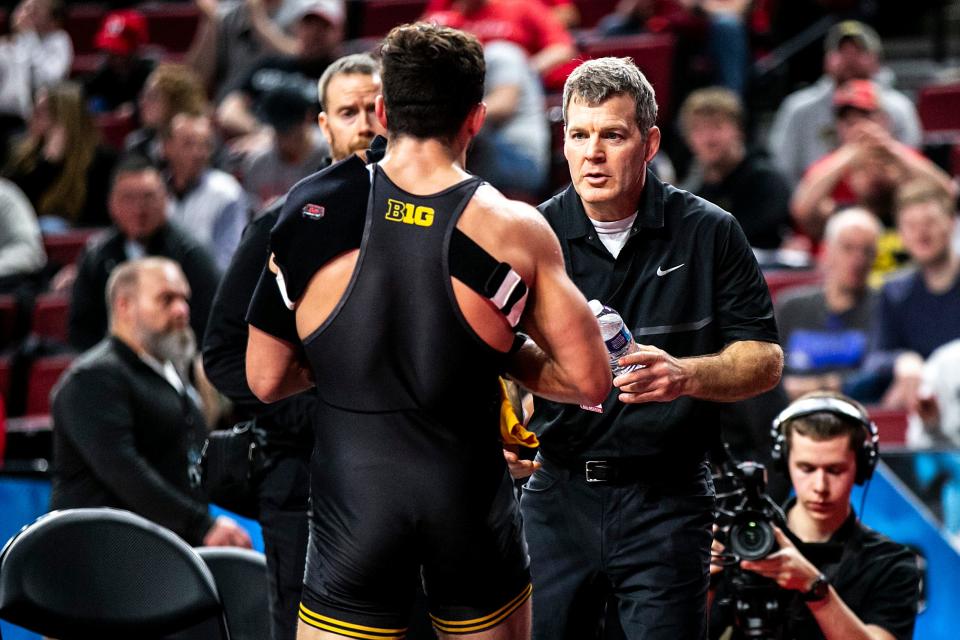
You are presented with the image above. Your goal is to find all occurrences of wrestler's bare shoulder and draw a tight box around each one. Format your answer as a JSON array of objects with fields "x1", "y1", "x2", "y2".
[{"x1": 464, "y1": 183, "x2": 555, "y2": 240}]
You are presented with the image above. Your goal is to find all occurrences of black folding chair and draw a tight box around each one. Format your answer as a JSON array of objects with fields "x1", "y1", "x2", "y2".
[
  {"x1": 0, "y1": 508, "x2": 229, "y2": 639},
  {"x1": 196, "y1": 547, "x2": 270, "y2": 640}
]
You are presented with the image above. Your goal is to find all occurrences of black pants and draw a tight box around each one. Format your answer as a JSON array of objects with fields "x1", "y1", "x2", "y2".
[
  {"x1": 520, "y1": 454, "x2": 714, "y2": 640},
  {"x1": 258, "y1": 455, "x2": 310, "y2": 640}
]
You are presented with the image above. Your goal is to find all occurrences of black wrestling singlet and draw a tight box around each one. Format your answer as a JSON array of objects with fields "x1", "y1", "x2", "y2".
[
  {"x1": 297, "y1": 165, "x2": 530, "y2": 638},
  {"x1": 303, "y1": 165, "x2": 504, "y2": 418}
]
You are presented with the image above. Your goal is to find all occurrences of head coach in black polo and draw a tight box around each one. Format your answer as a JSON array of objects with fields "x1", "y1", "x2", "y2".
[{"x1": 521, "y1": 57, "x2": 784, "y2": 639}]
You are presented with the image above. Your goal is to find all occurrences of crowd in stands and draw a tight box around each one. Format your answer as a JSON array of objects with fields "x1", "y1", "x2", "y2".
[{"x1": 1, "y1": 0, "x2": 960, "y2": 541}]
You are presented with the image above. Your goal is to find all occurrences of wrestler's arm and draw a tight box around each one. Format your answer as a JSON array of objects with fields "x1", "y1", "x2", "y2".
[
  {"x1": 506, "y1": 208, "x2": 611, "y2": 405},
  {"x1": 245, "y1": 254, "x2": 314, "y2": 403},
  {"x1": 246, "y1": 325, "x2": 313, "y2": 403}
]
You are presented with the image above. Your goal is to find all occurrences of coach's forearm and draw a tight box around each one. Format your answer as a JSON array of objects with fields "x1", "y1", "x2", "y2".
[{"x1": 683, "y1": 340, "x2": 783, "y2": 402}]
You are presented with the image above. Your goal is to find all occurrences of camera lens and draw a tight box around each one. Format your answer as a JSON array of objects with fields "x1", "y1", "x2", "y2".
[{"x1": 729, "y1": 519, "x2": 776, "y2": 561}]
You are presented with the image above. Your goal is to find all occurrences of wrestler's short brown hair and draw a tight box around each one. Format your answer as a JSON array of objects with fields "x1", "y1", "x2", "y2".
[{"x1": 379, "y1": 22, "x2": 485, "y2": 142}]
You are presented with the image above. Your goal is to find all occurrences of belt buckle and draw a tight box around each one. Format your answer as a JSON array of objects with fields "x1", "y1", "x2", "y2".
[{"x1": 585, "y1": 460, "x2": 613, "y2": 483}]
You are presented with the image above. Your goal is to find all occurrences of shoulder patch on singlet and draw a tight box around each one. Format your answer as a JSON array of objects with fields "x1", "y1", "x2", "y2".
[
  {"x1": 450, "y1": 228, "x2": 529, "y2": 327},
  {"x1": 269, "y1": 154, "x2": 372, "y2": 304}
]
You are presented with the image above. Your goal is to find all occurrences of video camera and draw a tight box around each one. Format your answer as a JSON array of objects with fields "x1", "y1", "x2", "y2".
[{"x1": 713, "y1": 458, "x2": 787, "y2": 639}]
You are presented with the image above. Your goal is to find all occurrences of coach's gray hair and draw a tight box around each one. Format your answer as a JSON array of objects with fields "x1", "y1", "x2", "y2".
[
  {"x1": 318, "y1": 53, "x2": 381, "y2": 111},
  {"x1": 562, "y1": 57, "x2": 657, "y2": 133}
]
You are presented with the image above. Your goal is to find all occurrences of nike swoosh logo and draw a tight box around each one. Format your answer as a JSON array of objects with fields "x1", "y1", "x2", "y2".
[{"x1": 656, "y1": 263, "x2": 685, "y2": 276}]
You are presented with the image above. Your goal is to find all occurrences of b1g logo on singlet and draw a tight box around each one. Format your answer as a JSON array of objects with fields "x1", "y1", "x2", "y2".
[{"x1": 385, "y1": 198, "x2": 435, "y2": 227}]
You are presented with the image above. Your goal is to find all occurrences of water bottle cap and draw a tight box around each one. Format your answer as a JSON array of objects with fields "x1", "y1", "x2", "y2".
[{"x1": 588, "y1": 299, "x2": 604, "y2": 316}]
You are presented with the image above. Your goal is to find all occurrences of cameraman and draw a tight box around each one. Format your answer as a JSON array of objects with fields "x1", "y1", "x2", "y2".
[{"x1": 710, "y1": 392, "x2": 920, "y2": 640}]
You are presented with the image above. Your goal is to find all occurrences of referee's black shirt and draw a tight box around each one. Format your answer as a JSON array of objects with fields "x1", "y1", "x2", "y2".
[{"x1": 532, "y1": 169, "x2": 779, "y2": 465}]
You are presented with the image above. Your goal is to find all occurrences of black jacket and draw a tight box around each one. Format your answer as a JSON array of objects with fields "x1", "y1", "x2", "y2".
[
  {"x1": 50, "y1": 336, "x2": 214, "y2": 545},
  {"x1": 68, "y1": 222, "x2": 221, "y2": 351},
  {"x1": 202, "y1": 200, "x2": 315, "y2": 452}
]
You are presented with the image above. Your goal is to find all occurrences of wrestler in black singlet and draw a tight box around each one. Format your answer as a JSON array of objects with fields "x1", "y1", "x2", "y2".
[{"x1": 296, "y1": 165, "x2": 531, "y2": 638}]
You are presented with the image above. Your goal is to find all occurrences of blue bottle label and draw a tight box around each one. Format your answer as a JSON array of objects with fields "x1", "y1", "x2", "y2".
[{"x1": 606, "y1": 327, "x2": 630, "y2": 353}]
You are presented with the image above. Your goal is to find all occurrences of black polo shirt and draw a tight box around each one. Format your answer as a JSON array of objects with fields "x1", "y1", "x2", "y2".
[{"x1": 531, "y1": 169, "x2": 779, "y2": 464}]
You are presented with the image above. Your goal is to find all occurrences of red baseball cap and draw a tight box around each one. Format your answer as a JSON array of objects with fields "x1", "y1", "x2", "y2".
[
  {"x1": 95, "y1": 10, "x2": 148, "y2": 56},
  {"x1": 833, "y1": 79, "x2": 880, "y2": 113}
]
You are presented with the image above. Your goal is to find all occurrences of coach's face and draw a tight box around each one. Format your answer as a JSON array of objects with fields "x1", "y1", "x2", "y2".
[{"x1": 564, "y1": 94, "x2": 660, "y2": 222}]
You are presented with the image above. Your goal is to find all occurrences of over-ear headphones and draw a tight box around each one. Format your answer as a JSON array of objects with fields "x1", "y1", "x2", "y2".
[{"x1": 770, "y1": 395, "x2": 879, "y2": 485}]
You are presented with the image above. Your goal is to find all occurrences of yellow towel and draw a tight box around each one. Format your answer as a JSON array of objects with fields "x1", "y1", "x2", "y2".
[{"x1": 499, "y1": 378, "x2": 539, "y2": 448}]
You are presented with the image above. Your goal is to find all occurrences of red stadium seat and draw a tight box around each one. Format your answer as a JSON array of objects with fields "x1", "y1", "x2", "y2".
[
  {"x1": 579, "y1": 33, "x2": 675, "y2": 117},
  {"x1": 0, "y1": 295, "x2": 17, "y2": 350},
  {"x1": 139, "y1": 3, "x2": 202, "y2": 54},
  {"x1": 359, "y1": 0, "x2": 428, "y2": 38},
  {"x1": 917, "y1": 82, "x2": 960, "y2": 143},
  {"x1": 31, "y1": 293, "x2": 70, "y2": 344},
  {"x1": 763, "y1": 269, "x2": 823, "y2": 304},
  {"x1": 65, "y1": 4, "x2": 108, "y2": 56},
  {"x1": 0, "y1": 354, "x2": 11, "y2": 403},
  {"x1": 25, "y1": 354, "x2": 74, "y2": 416},
  {"x1": 42, "y1": 228, "x2": 101, "y2": 268},
  {"x1": 868, "y1": 407, "x2": 909, "y2": 447},
  {"x1": 572, "y1": 0, "x2": 618, "y2": 29}
]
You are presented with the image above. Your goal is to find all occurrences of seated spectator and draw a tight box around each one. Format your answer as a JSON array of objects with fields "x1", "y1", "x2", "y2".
[
  {"x1": 866, "y1": 178, "x2": 960, "y2": 407},
  {"x1": 0, "y1": 0, "x2": 71, "y2": 167},
  {"x1": 8, "y1": 0, "x2": 73, "y2": 89},
  {"x1": 679, "y1": 86, "x2": 790, "y2": 250},
  {"x1": 776, "y1": 208, "x2": 881, "y2": 401},
  {"x1": 769, "y1": 20, "x2": 921, "y2": 188},
  {"x1": 908, "y1": 338, "x2": 960, "y2": 449},
  {"x1": 3, "y1": 82, "x2": 116, "y2": 231},
  {"x1": 467, "y1": 40, "x2": 549, "y2": 199},
  {"x1": 68, "y1": 155, "x2": 221, "y2": 352},
  {"x1": 791, "y1": 79, "x2": 954, "y2": 250},
  {"x1": 423, "y1": 0, "x2": 578, "y2": 91},
  {"x1": 188, "y1": 0, "x2": 315, "y2": 102},
  {"x1": 125, "y1": 64, "x2": 209, "y2": 167},
  {"x1": 905, "y1": 338, "x2": 960, "y2": 543},
  {"x1": 216, "y1": 0, "x2": 343, "y2": 145},
  {"x1": 597, "y1": 0, "x2": 751, "y2": 95},
  {"x1": 242, "y1": 84, "x2": 329, "y2": 210},
  {"x1": 0, "y1": 177, "x2": 46, "y2": 292},
  {"x1": 162, "y1": 113, "x2": 249, "y2": 270},
  {"x1": 83, "y1": 10, "x2": 155, "y2": 116},
  {"x1": 51, "y1": 256, "x2": 250, "y2": 549}
]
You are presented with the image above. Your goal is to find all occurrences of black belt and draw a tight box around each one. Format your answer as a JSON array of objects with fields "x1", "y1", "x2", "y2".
[{"x1": 542, "y1": 455, "x2": 705, "y2": 485}]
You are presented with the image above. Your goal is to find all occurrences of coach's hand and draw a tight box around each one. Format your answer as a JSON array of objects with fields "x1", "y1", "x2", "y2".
[{"x1": 613, "y1": 345, "x2": 690, "y2": 404}]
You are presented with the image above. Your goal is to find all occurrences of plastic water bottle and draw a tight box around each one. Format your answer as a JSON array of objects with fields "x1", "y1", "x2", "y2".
[{"x1": 589, "y1": 300, "x2": 640, "y2": 377}]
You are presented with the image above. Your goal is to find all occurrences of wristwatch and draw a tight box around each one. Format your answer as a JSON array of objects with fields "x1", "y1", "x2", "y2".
[{"x1": 801, "y1": 572, "x2": 830, "y2": 602}]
